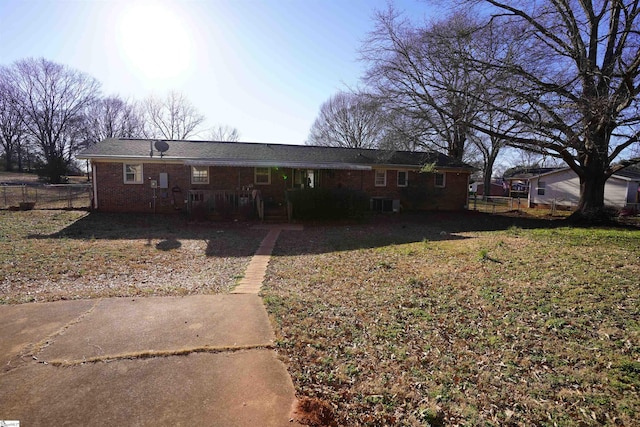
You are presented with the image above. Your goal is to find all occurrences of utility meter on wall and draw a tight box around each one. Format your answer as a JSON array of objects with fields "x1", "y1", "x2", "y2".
[{"x1": 150, "y1": 180, "x2": 158, "y2": 188}]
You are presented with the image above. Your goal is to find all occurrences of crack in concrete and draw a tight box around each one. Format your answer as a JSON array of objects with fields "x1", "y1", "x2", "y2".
[
  {"x1": 45, "y1": 343, "x2": 276, "y2": 367},
  {"x1": 32, "y1": 299, "x2": 102, "y2": 356},
  {"x1": 3, "y1": 299, "x2": 102, "y2": 373}
]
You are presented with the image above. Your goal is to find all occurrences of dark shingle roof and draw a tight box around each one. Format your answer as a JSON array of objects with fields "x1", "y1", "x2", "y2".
[{"x1": 78, "y1": 138, "x2": 472, "y2": 170}]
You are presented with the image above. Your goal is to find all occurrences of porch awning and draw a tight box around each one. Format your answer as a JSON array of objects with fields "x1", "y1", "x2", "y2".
[{"x1": 183, "y1": 159, "x2": 372, "y2": 171}]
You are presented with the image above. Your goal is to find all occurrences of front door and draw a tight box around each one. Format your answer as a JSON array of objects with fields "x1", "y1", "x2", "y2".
[{"x1": 293, "y1": 169, "x2": 318, "y2": 189}]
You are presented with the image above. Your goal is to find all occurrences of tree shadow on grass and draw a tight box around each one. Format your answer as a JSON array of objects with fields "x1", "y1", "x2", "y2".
[
  {"x1": 27, "y1": 212, "x2": 268, "y2": 258},
  {"x1": 273, "y1": 210, "x2": 569, "y2": 256},
  {"x1": 25, "y1": 210, "x2": 573, "y2": 257}
]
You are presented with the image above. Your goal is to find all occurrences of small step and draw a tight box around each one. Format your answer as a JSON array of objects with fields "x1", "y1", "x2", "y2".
[
  {"x1": 264, "y1": 216, "x2": 289, "y2": 224},
  {"x1": 263, "y1": 207, "x2": 288, "y2": 223}
]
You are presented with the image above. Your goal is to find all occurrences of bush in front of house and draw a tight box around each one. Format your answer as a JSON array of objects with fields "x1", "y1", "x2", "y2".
[{"x1": 287, "y1": 188, "x2": 369, "y2": 220}]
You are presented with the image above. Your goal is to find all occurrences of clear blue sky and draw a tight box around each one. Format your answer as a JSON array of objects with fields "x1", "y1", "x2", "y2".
[{"x1": 0, "y1": 0, "x2": 437, "y2": 145}]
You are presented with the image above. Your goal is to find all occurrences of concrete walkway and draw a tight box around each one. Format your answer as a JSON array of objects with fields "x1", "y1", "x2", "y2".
[{"x1": 0, "y1": 225, "x2": 304, "y2": 427}]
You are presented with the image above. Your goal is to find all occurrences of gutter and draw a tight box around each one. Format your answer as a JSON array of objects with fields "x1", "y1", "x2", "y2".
[
  {"x1": 77, "y1": 154, "x2": 474, "y2": 172},
  {"x1": 183, "y1": 159, "x2": 372, "y2": 170},
  {"x1": 92, "y1": 161, "x2": 98, "y2": 210}
]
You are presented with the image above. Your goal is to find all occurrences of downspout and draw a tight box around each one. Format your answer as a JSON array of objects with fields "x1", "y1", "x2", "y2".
[
  {"x1": 465, "y1": 171, "x2": 470, "y2": 209},
  {"x1": 92, "y1": 161, "x2": 98, "y2": 210}
]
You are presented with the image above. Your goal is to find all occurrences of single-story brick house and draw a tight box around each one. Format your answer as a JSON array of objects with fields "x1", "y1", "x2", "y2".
[{"x1": 78, "y1": 138, "x2": 473, "y2": 220}]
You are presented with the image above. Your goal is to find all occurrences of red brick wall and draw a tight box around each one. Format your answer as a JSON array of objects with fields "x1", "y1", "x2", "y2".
[
  {"x1": 94, "y1": 163, "x2": 294, "y2": 213},
  {"x1": 320, "y1": 169, "x2": 469, "y2": 211},
  {"x1": 94, "y1": 162, "x2": 469, "y2": 213},
  {"x1": 94, "y1": 162, "x2": 190, "y2": 213}
]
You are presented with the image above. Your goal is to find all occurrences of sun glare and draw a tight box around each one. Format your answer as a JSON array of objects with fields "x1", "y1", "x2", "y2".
[{"x1": 117, "y1": 1, "x2": 193, "y2": 83}]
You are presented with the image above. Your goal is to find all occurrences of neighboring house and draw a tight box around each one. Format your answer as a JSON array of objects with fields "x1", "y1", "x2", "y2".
[
  {"x1": 528, "y1": 167, "x2": 640, "y2": 210},
  {"x1": 470, "y1": 181, "x2": 508, "y2": 197},
  {"x1": 503, "y1": 167, "x2": 561, "y2": 199},
  {"x1": 77, "y1": 138, "x2": 474, "y2": 219}
]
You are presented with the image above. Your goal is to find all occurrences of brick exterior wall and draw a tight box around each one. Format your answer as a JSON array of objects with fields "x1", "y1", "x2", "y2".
[
  {"x1": 93, "y1": 162, "x2": 470, "y2": 213},
  {"x1": 322, "y1": 168, "x2": 469, "y2": 211},
  {"x1": 93, "y1": 161, "x2": 191, "y2": 213}
]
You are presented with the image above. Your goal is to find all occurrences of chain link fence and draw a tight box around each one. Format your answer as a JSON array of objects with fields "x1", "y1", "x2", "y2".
[
  {"x1": 468, "y1": 196, "x2": 528, "y2": 214},
  {"x1": 0, "y1": 184, "x2": 92, "y2": 210}
]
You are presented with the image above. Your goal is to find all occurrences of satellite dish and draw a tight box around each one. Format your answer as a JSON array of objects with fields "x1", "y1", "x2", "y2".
[{"x1": 154, "y1": 140, "x2": 170, "y2": 154}]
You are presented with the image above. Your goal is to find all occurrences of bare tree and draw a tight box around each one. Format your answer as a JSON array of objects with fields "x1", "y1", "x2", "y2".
[
  {"x1": 141, "y1": 91, "x2": 205, "y2": 140},
  {"x1": 457, "y1": 0, "x2": 640, "y2": 216},
  {"x1": 83, "y1": 95, "x2": 143, "y2": 145},
  {"x1": 209, "y1": 124, "x2": 240, "y2": 142},
  {"x1": 469, "y1": 107, "x2": 519, "y2": 199},
  {"x1": 0, "y1": 77, "x2": 27, "y2": 171},
  {"x1": 1, "y1": 58, "x2": 101, "y2": 182},
  {"x1": 362, "y1": 9, "x2": 485, "y2": 160},
  {"x1": 307, "y1": 91, "x2": 386, "y2": 148}
]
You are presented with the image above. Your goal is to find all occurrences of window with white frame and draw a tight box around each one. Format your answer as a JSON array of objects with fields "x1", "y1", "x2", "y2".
[
  {"x1": 191, "y1": 166, "x2": 209, "y2": 184},
  {"x1": 123, "y1": 163, "x2": 143, "y2": 184},
  {"x1": 255, "y1": 167, "x2": 271, "y2": 185},
  {"x1": 375, "y1": 169, "x2": 387, "y2": 187},
  {"x1": 434, "y1": 172, "x2": 446, "y2": 188},
  {"x1": 537, "y1": 181, "x2": 546, "y2": 195},
  {"x1": 397, "y1": 170, "x2": 408, "y2": 187}
]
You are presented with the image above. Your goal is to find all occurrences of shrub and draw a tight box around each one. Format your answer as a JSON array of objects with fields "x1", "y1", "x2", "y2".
[{"x1": 287, "y1": 188, "x2": 369, "y2": 220}]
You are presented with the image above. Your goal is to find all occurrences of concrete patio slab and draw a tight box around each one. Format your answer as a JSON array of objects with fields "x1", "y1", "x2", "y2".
[
  {"x1": 0, "y1": 225, "x2": 308, "y2": 426},
  {"x1": 36, "y1": 294, "x2": 275, "y2": 363},
  {"x1": 0, "y1": 299, "x2": 96, "y2": 369},
  {"x1": 0, "y1": 350, "x2": 298, "y2": 426}
]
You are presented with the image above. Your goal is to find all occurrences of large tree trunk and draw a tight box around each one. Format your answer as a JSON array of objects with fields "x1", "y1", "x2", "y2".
[
  {"x1": 576, "y1": 172, "x2": 607, "y2": 212},
  {"x1": 4, "y1": 151, "x2": 14, "y2": 171},
  {"x1": 570, "y1": 155, "x2": 612, "y2": 222},
  {"x1": 450, "y1": 125, "x2": 466, "y2": 162},
  {"x1": 482, "y1": 154, "x2": 496, "y2": 201},
  {"x1": 570, "y1": 117, "x2": 615, "y2": 221}
]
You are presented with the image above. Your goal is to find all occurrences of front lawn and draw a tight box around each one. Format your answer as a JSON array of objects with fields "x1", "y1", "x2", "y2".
[{"x1": 263, "y1": 213, "x2": 640, "y2": 426}]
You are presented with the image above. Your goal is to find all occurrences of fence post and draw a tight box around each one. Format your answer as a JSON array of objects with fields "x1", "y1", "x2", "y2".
[{"x1": 68, "y1": 185, "x2": 72, "y2": 209}]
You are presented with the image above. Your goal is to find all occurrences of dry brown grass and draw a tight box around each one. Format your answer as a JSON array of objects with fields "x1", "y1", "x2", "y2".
[
  {"x1": 263, "y1": 212, "x2": 640, "y2": 426},
  {"x1": 0, "y1": 210, "x2": 267, "y2": 303}
]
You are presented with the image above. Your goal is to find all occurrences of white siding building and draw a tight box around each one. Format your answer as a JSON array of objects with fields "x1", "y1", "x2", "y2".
[{"x1": 528, "y1": 168, "x2": 640, "y2": 209}]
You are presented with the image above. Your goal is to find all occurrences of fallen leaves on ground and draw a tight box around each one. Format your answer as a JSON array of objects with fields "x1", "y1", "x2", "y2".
[
  {"x1": 263, "y1": 215, "x2": 640, "y2": 426},
  {"x1": 0, "y1": 211, "x2": 266, "y2": 303}
]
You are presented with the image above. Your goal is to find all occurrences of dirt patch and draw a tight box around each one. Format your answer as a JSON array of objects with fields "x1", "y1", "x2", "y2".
[{"x1": 291, "y1": 397, "x2": 338, "y2": 427}]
